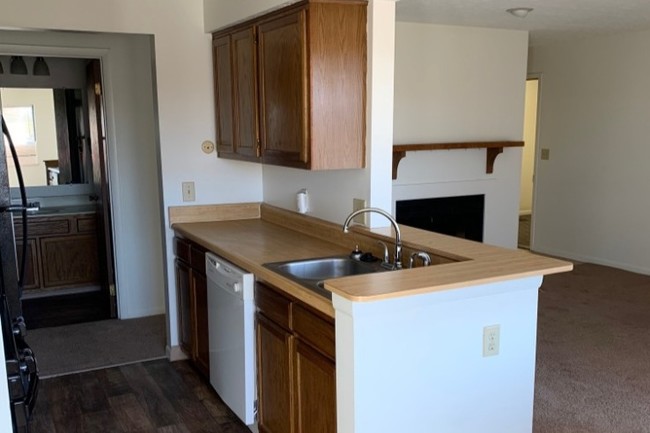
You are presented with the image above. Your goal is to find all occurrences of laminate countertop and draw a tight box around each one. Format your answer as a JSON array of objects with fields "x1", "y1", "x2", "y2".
[{"x1": 172, "y1": 203, "x2": 573, "y2": 318}]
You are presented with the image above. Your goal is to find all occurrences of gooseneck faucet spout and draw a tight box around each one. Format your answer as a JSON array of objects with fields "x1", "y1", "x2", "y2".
[{"x1": 343, "y1": 207, "x2": 403, "y2": 270}]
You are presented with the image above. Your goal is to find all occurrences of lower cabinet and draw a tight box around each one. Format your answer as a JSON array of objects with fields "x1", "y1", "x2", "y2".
[
  {"x1": 175, "y1": 258, "x2": 193, "y2": 355},
  {"x1": 294, "y1": 340, "x2": 336, "y2": 433},
  {"x1": 14, "y1": 213, "x2": 100, "y2": 294},
  {"x1": 256, "y1": 282, "x2": 336, "y2": 433},
  {"x1": 257, "y1": 314, "x2": 294, "y2": 433},
  {"x1": 193, "y1": 271, "x2": 210, "y2": 375},
  {"x1": 174, "y1": 237, "x2": 210, "y2": 377}
]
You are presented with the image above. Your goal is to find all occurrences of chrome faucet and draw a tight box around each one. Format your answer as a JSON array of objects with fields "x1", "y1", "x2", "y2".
[
  {"x1": 343, "y1": 207, "x2": 403, "y2": 270},
  {"x1": 409, "y1": 251, "x2": 432, "y2": 268}
]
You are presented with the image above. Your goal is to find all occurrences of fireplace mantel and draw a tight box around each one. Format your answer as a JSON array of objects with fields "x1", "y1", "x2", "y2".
[{"x1": 392, "y1": 141, "x2": 524, "y2": 179}]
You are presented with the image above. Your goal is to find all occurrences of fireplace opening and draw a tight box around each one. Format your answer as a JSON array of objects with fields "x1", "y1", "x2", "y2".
[{"x1": 396, "y1": 195, "x2": 485, "y2": 242}]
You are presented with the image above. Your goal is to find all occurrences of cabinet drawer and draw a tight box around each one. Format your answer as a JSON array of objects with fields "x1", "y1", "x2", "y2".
[
  {"x1": 293, "y1": 303, "x2": 335, "y2": 360},
  {"x1": 174, "y1": 237, "x2": 191, "y2": 263},
  {"x1": 256, "y1": 282, "x2": 291, "y2": 331},
  {"x1": 20, "y1": 218, "x2": 71, "y2": 236}
]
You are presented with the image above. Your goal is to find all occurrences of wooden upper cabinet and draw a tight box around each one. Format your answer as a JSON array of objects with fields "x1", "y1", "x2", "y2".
[
  {"x1": 232, "y1": 27, "x2": 261, "y2": 159},
  {"x1": 213, "y1": 34, "x2": 235, "y2": 155},
  {"x1": 305, "y1": 1, "x2": 367, "y2": 170},
  {"x1": 212, "y1": 0, "x2": 367, "y2": 170},
  {"x1": 258, "y1": 11, "x2": 309, "y2": 167}
]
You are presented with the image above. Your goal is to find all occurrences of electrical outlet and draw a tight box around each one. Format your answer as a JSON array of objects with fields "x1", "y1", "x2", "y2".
[
  {"x1": 182, "y1": 182, "x2": 195, "y2": 202},
  {"x1": 352, "y1": 198, "x2": 367, "y2": 226},
  {"x1": 541, "y1": 148, "x2": 550, "y2": 160},
  {"x1": 483, "y1": 325, "x2": 500, "y2": 357}
]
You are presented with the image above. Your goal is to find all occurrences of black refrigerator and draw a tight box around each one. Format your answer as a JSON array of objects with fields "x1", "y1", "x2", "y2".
[{"x1": 0, "y1": 115, "x2": 39, "y2": 433}]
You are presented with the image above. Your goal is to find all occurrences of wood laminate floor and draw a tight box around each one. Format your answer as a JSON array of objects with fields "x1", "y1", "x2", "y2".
[{"x1": 30, "y1": 359, "x2": 251, "y2": 433}]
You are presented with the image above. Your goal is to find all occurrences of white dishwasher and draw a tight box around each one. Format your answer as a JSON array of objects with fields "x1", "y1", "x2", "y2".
[{"x1": 206, "y1": 252, "x2": 256, "y2": 426}]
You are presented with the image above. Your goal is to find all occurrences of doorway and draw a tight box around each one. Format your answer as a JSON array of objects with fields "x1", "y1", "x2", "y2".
[
  {"x1": 0, "y1": 56, "x2": 117, "y2": 328},
  {"x1": 518, "y1": 77, "x2": 540, "y2": 249}
]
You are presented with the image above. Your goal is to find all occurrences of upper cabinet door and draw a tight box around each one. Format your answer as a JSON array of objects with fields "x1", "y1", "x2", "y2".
[
  {"x1": 307, "y1": 1, "x2": 367, "y2": 170},
  {"x1": 213, "y1": 35, "x2": 235, "y2": 155},
  {"x1": 258, "y1": 11, "x2": 309, "y2": 168},
  {"x1": 232, "y1": 27, "x2": 260, "y2": 159}
]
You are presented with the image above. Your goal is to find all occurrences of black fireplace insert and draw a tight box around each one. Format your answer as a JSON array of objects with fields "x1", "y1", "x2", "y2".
[{"x1": 396, "y1": 195, "x2": 485, "y2": 242}]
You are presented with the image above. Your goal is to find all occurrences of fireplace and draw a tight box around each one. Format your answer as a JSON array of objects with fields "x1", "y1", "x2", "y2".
[{"x1": 396, "y1": 195, "x2": 485, "y2": 242}]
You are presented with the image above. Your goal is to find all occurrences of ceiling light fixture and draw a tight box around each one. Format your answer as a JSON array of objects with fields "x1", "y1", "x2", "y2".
[
  {"x1": 506, "y1": 7, "x2": 533, "y2": 18},
  {"x1": 10, "y1": 56, "x2": 28, "y2": 75},
  {"x1": 33, "y1": 57, "x2": 50, "y2": 76}
]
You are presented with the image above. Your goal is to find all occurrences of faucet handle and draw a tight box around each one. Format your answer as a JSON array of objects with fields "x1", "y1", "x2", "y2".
[
  {"x1": 409, "y1": 251, "x2": 432, "y2": 268},
  {"x1": 377, "y1": 241, "x2": 390, "y2": 265}
]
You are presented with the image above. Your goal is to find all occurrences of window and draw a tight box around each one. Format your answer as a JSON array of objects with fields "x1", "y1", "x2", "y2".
[{"x1": 3, "y1": 105, "x2": 38, "y2": 165}]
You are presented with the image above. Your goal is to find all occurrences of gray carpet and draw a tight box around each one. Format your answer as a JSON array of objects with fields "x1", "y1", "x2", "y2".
[
  {"x1": 534, "y1": 264, "x2": 650, "y2": 432},
  {"x1": 25, "y1": 314, "x2": 167, "y2": 378}
]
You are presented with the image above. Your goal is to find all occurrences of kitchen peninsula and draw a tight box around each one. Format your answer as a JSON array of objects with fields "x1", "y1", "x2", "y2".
[{"x1": 171, "y1": 203, "x2": 572, "y2": 433}]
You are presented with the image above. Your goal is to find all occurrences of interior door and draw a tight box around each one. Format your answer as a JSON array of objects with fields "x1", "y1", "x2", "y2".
[{"x1": 86, "y1": 59, "x2": 117, "y2": 318}]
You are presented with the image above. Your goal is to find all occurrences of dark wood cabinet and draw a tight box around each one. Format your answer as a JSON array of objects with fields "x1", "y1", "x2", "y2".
[
  {"x1": 174, "y1": 237, "x2": 210, "y2": 377},
  {"x1": 14, "y1": 213, "x2": 100, "y2": 295},
  {"x1": 175, "y1": 258, "x2": 193, "y2": 355},
  {"x1": 193, "y1": 270, "x2": 210, "y2": 376},
  {"x1": 258, "y1": 10, "x2": 308, "y2": 167},
  {"x1": 213, "y1": 34, "x2": 235, "y2": 155},
  {"x1": 40, "y1": 234, "x2": 99, "y2": 287},
  {"x1": 257, "y1": 314, "x2": 295, "y2": 433},
  {"x1": 213, "y1": 27, "x2": 260, "y2": 162},
  {"x1": 232, "y1": 26, "x2": 260, "y2": 159},
  {"x1": 15, "y1": 239, "x2": 39, "y2": 290},
  {"x1": 294, "y1": 339, "x2": 336, "y2": 433},
  {"x1": 256, "y1": 282, "x2": 336, "y2": 433},
  {"x1": 212, "y1": 0, "x2": 367, "y2": 170}
]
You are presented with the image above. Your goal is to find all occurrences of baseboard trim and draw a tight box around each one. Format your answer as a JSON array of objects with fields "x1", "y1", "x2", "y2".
[
  {"x1": 532, "y1": 246, "x2": 650, "y2": 276},
  {"x1": 167, "y1": 345, "x2": 189, "y2": 362}
]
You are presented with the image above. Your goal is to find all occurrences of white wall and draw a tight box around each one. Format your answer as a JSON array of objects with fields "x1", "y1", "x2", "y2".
[
  {"x1": 0, "y1": 0, "x2": 263, "y2": 350},
  {"x1": 392, "y1": 23, "x2": 529, "y2": 248},
  {"x1": 529, "y1": 29, "x2": 650, "y2": 274},
  {"x1": 1, "y1": 88, "x2": 58, "y2": 186},
  {"x1": 204, "y1": 0, "x2": 299, "y2": 32}
]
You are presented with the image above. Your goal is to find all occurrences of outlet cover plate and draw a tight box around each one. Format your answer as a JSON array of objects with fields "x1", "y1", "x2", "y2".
[
  {"x1": 483, "y1": 324, "x2": 500, "y2": 357},
  {"x1": 352, "y1": 198, "x2": 367, "y2": 226}
]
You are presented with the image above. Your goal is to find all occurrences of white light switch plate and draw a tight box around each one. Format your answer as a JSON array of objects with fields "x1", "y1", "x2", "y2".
[
  {"x1": 541, "y1": 148, "x2": 550, "y2": 160},
  {"x1": 182, "y1": 181, "x2": 195, "y2": 202}
]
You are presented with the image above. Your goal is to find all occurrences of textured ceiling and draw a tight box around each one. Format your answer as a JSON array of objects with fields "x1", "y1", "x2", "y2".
[{"x1": 396, "y1": 0, "x2": 650, "y2": 46}]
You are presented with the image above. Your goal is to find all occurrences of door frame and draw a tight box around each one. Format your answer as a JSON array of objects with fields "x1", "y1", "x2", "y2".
[
  {"x1": 526, "y1": 73, "x2": 543, "y2": 251},
  {"x1": 0, "y1": 44, "x2": 119, "y2": 317}
]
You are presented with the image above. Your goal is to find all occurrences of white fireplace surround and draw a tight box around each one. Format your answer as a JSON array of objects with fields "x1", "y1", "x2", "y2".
[{"x1": 392, "y1": 147, "x2": 522, "y2": 249}]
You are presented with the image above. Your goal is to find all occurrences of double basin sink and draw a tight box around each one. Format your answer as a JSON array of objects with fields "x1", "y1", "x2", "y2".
[{"x1": 264, "y1": 255, "x2": 387, "y2": 299}]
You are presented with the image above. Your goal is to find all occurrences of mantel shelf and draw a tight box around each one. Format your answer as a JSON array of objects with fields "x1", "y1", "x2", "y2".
[{"x1": 392, "y1": 141, "x2": 524, "y2": 179}]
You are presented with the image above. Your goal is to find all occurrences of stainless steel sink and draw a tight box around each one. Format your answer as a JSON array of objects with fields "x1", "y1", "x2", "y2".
[{"x1": 264, "y1": 255, "x2": 385, "y2": 299}]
